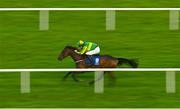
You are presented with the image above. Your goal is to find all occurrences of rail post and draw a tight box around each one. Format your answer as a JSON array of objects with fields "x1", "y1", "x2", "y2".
[
  {"x1": 94, "y1": 71, "x2": 104, "y2": 93},
  {"x1": 39, "y1": 10, "x2": 49, "y2": 31},
  {"x1": 20, "y1": 71, "x2": 30, "y2": 93},
  {"x1": 166, "y1": 71, "x2": 176, "y2": 93}
]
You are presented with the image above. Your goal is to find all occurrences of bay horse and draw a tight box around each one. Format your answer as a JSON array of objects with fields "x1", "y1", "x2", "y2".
[{"x1": 57, "y1": 45, "x2": 138, "y2": 84}]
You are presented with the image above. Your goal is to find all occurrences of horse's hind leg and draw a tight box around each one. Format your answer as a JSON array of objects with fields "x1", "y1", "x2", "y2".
[
  {"x1": 107, "y1": 71, "x2": 116, "y2": 85},
  {"x1": 107, "y1": 72, "x2": 116, "y2": 80},
  {"x1": 63, "y1": 72, "x2": 72, "y2": 81}
]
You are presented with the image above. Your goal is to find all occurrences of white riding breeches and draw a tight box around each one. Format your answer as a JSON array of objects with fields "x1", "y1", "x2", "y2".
[{"x1": 86, "y1": 47, "x2": 100, "y2": 55}]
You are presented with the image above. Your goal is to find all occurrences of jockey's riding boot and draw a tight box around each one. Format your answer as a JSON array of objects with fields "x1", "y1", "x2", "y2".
[{"x1": 87, "y1": 55, "x2": 94, "y2": 65}]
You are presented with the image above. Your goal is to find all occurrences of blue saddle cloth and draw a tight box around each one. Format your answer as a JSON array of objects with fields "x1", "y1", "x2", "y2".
[{"x1": 85, "y1": 55, "x2": 100, "y2": 65}]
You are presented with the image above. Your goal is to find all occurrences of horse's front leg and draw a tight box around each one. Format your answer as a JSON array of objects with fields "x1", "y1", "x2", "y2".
[
  {"x1": 63, "y1": 72, "x2": 72, "y2": 81},
  {"x1": 71, "y1": 72, "x2": 86, "y2": 82},
  {"x1": 71, "y1": 72, "x2": 81, "y2": 82}
]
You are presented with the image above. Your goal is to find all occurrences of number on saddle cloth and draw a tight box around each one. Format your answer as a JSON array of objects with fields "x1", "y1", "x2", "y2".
[{"x1": 85, "y1": 55, "x2": 100, "y2": 65}]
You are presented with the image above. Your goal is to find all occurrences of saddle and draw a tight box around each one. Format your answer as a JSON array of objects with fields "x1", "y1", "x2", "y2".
[{"x1": 85, "y1": 55, "x2": 100, "y2": 65}]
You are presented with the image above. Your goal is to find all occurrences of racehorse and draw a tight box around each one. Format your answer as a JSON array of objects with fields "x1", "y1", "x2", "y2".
[{"x1": 58, "y1": 45, "x2": 138, "y2": 84}]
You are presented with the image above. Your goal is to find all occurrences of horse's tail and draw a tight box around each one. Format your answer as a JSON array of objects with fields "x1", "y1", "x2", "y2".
[{"x1": 117, "y1": 58, "x2": 138, "y2": 68}]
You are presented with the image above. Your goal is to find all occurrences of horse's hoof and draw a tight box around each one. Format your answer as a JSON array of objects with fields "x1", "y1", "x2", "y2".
[
  {"x1": 88, "y1": 81, "x2": 94, "y2": 86},
  {"x1": 74, "y1": 80, "x2": 79, "y2": 82},
  {"x1": 77, "y1": 79, "x2": 84, "y2": 82}
]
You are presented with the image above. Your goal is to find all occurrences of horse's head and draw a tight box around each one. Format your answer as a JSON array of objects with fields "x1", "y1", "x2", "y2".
[{"x1": 57, "y1": 45, "x2": 77, "y2": 61}]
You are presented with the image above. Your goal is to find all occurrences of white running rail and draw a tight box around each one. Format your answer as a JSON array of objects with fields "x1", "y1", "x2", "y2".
[
  {"x1": 0, "y1": 68, "x2": 179, "y2": 94},
  {"x1": 0, "y1": 68, "x2": 180, "y2": 72},
  {"x1": 1, "y1": 8, "x2": 180, "y2": 11}
]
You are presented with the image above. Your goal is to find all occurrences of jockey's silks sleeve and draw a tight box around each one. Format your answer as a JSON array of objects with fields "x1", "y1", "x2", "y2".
[
  {"x1": 87, "y1": 43, "x2": 93, "y2": 51},
  {"x1": 79, "y1": 46, "x2": 87, "y2": 54}
]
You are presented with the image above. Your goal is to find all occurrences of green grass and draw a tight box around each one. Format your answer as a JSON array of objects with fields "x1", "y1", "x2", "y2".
[
  {"x1": 0, "y1": 0, "x2": 180, "y2": 8},
  {"x1": 0, "y1": 11, "x2": 180, "y2": 107}
]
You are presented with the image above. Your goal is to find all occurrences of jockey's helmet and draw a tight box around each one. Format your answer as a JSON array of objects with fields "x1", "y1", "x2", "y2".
[{"x1": 78, "y1": 40, "x2": 84, "y2": 46}]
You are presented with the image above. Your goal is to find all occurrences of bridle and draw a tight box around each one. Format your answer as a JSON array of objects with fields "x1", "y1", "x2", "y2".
[{"x1": 60, "y1": 46, "x2": 85, "y2": 64}]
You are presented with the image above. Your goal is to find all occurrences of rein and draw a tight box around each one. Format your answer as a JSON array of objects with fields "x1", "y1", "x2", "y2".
[{"x1": 75, "y1": 59, "x2": 84, "y2": 63}]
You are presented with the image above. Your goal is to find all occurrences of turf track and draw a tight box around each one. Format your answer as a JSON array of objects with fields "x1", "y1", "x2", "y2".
[{"x1": 0, "y1": 10, "x2": 180, "y2": 107}]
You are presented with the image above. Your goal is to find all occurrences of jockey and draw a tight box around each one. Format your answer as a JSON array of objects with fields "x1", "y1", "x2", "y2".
[{"x1": 75, "y1": 40, "x2": 100, "y2": 64}]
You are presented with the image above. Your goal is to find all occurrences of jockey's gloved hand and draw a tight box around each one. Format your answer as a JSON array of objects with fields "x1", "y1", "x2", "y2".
[{"x1": 74, "y1": 50, "x2": 80, "y2": 54}]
